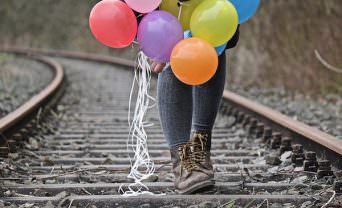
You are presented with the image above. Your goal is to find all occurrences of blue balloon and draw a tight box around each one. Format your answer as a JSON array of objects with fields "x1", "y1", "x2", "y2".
[
  {"x1": 184, "y1": 30, "x2": 192, "y2": 39},
  {"x1": 229, "y1": 0, "x2": 260, "y2": 24},
  {"x1": 184, "y1": 30, "x2": 227, "y2": 56},
  {"x1": 215, "y1": 44, "x2": 227, "y2": 56}
]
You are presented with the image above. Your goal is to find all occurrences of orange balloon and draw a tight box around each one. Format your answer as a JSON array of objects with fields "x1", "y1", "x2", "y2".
[{"x1": 170, "y1": 38, "x2": 218, "y2": 85}]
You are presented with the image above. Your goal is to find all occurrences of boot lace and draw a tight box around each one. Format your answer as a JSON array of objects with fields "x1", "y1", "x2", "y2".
[
  {"x1": 191, "y1": 133, "x2": 209, "y2": 163},
  {"x1": 178, "y1": 143, "x2": 196, "y2": 175}
]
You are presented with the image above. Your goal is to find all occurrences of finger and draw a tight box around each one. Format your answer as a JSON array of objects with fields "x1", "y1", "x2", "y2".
[
  {"x1": 155, "y1": 64, "x2": 165, "y2": 73},
  {"x1": 151, "y1": 62, "x2": 156, "y2": 69}
]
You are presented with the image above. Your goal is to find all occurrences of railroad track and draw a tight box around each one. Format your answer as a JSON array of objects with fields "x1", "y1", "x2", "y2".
[
  {"x1": 0, "y1": 51, "x2": 65, "y2": 149},
  {"x1": 0, "y1": 47, "x2": 341, "y2": 207}
]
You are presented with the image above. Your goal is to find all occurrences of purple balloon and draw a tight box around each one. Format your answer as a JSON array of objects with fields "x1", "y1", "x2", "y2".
[{"x1": 137, "y1": 11, "x2": 183, "y2": 62}]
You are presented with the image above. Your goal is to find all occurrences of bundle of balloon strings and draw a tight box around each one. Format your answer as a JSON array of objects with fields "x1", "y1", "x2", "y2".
[
  {"x1": 118, "y1": 3, "x2": 188, "y2": 197},
  {"x1": 118, "y1": 51, "x2": 165, "y2": 196}
]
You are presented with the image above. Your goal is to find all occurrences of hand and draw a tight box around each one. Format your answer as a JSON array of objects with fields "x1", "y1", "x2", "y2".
[{"x1": 151, "y1": 61, "x2": 166, "y2": 73}]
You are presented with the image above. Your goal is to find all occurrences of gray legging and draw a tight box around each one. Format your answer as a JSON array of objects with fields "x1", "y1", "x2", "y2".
[{"x1": 157, "y1": 52, "x2": 227, "y2": 148}]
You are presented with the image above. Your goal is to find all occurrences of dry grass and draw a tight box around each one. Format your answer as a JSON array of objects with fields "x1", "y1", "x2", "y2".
[
  {"x1": 228, "y1": 0, "x2": 342, "y2": 96},
  {"x1": 0, "y1": 0, "x2": 341, "y2": 96}
]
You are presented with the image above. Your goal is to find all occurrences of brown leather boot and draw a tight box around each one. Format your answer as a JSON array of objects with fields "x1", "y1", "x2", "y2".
[
  {"x1": 170, "y1": 141, "x2": 215, "y2": 194},
  {"x1": 190, "y1": 132, "x2": 214, "y2": 180}
]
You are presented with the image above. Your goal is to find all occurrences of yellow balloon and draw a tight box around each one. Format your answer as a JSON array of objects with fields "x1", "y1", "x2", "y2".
[
  {"x1": 190, "y1": 0, "x2": 238, "y2": 47},
  {"x1": 160, "y1": 0, "x2": 202, "y2": 30}
]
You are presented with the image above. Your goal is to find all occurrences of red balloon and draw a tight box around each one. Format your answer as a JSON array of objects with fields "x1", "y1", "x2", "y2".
[{"x1": 89, "y1": 0, "x2": 137, "y2": 48}]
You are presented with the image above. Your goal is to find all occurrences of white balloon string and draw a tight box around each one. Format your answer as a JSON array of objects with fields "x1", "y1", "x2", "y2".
[
  {"x1": 119, "y1": 51, "x2": 165, "y2": 197},
  {"x1": 177, "y1": 1, "x2": 190, "y2": 20},
  {"x1": 178, "y1": 2, "x2": 183, "y2": 20}
]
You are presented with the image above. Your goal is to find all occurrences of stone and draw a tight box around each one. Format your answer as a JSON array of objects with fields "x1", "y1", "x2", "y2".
[
  {"x1": 3, "y1": 190, "x2": 11, "y2": 197},
  {"x1": 28, "y1": 138, "x2": 39, "y2": 150},
  {"x1": 280, "y1": 151, "x2": 292, "y2": 162},
  {"x1": 141, "y1": 174, "x2": 158, "y2": 182},
  {"x1": 265, "y1": 154, "x2": 281, "y2": 165},
  {"x1": 300, "y1": 201, "x2": 313, "y2": 208},
  {"x1": 18, "y1": 203, "x2": 35, "y2": 208},
  {"x1": 270, "y1": 203, "x2": 283, "y2": 208},
  {"x1": 292, "y1": 176, "x2": 308, "y2": 184},
  {"x1": 198, "y1": 201, "x2": 217, "y2": 208}
]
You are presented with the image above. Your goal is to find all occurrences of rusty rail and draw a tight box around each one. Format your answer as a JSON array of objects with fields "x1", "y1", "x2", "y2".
[
  {"x1": 0, "y1": 49, "x2": 64, "y2": 133},
  {"x1": 222, "y1": 91, "x2": 342, "y2": 168},
  {"x1": 223, "y1": 91, "x2": 342, "y2": 155}
]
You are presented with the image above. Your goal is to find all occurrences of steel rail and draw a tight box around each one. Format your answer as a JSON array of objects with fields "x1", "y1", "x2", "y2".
[
  {"x1": 1, "y1": 46, "x2": 340, "y2": 162},
  {"x1": 223, "y1": 91, "x2": 342, "y2": 155},
  {"x1": 0, "y1": 49, "x2": 64, "y2": 133}
]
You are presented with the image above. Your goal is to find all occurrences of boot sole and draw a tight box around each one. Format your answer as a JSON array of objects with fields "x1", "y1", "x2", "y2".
[{"x1": 175, "y1": 179, "x2": 215, "y2": 195}]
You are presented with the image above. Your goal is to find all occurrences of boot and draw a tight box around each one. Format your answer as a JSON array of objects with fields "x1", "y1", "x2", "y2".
[
  {"x1": 170, "y1": 142, "x2": 215, "y2": 194},
  {"x1": 190, "y1": 132, "x2": 214, "y2": 179}
]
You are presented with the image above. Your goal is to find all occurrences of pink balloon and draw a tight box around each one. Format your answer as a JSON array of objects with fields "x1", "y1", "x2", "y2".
[{"x1": 124, "y1": 0, "x2": 161, "y2": 13}]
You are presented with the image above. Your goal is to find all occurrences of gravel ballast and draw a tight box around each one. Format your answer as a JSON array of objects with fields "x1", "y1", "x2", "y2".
[
  {"x1": 229, "y1": 86, "x2": 341, "y2": 139},
  {"x1": 0, "y1": 53, "x2": 54, "y2": 118}
]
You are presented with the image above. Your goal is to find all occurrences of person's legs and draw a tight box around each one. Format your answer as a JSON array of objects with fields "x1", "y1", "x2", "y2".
[
  {"x1": 157, "y1": 64, "x2": 193, "y2": 148},
  {"x1": 157, "y1": 53, "x2": 227, "y2": 194},
  {"x1": 157, "y1": 65, "x2": 216, "y2": 194},
  {"x1": 192, "y1": 52, "x2": 227, "y2": 137}
]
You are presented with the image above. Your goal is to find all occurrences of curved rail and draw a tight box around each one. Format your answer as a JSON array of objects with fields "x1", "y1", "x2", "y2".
[
  {"x1": 223, "y1": 91, "x2": 342, "y2": 155},
  {"x1": 0, "y1": 50, "x2": 64, "y2": 133},
  {"x1": 0, "y1": 47, "x2": 340, "y2": 161}
]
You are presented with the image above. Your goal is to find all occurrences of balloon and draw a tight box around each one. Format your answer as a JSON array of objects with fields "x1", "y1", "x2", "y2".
[
  {"x1": 215, "y1": 44, "x2": 228, "y2": 56},
  {"x1": 190, "y1": 0, "x2": 238, "y2": 47},
  {"x1": 124, "y1": 0, "x2": 161, "y2": 13},
  {"x1": 184, "y1": 30, "x2": 227, "y2": 56},
  {"x1": 138, "y1": 11, "x2": 183, "y2": 62},
  {"x1": 89, "y1": 0, "x2": 137, "y2": 48},
  {"x1": 160, "y1": 0, "x2": 202, "y2": 30},
  {"x1": 171, "y1": 38, "x2": 218, "y2": 86},
  {"x1": 229, "y1": 0, "x2": 260, "y2": 24}
]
